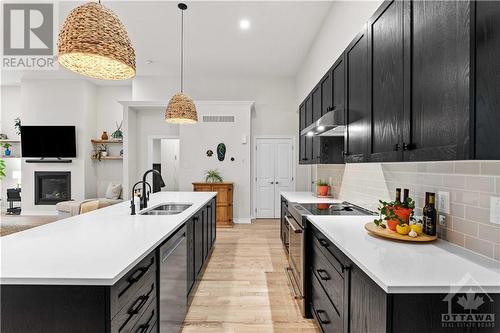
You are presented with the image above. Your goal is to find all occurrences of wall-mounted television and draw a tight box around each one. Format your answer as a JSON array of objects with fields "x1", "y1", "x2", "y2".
[{"x1": 21, "y1": 126, "x2": 77, "y2": 158}]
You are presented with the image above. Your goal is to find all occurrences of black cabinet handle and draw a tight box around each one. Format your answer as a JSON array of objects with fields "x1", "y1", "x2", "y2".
[
  {"x1": 394, "y1": 143, "x2": 401, "y2": 151},
  {"x1": 316, "y1": 310, "x2": 330, "y2": 324},
  {"x1": 119, "y1": 257, "x2": 154, "y2": 297},
  {"x1": 403, "y1": 142, "x2": 414, "y2": 151},
  {"x1": 341, "y1": 264, "x2": 352, "y2": 273},
  {"x1": 128, "y1": 283, "x2": 154, "y2": 315},
  {"x1": 316, "y1": 269, "x2": 330, "y2": 281},
  {"x1": 319, "y1": 239, "x2": 329, "y2": 248},
  {"x1": 136, "y1": 310, "x2": 155, "y2": 333}
]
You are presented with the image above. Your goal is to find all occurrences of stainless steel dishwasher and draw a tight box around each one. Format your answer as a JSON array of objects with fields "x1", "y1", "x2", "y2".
[{"x1": 159, "y1": 226, "x2": 187, "y2": 333}]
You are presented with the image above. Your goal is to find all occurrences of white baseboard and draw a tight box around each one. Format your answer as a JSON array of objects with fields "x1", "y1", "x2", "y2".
[{"x1": 233, "y1": 217, "x2": 252, "y2": 224}]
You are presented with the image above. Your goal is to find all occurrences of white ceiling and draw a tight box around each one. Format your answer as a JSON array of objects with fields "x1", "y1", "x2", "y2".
[{"x1": 1, "y1": 1, "x2": 332, "y2": 86}]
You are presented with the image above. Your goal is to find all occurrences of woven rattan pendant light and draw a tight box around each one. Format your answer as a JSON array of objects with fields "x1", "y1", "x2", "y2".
[
  {"x1": 58, "y1": 1, "x2": 136, "y2": 80},
  {"x1": 165, "y1": 3, "x2": 198, "y2": 124}
]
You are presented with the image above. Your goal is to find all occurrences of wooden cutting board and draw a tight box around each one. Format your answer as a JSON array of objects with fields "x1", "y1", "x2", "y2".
[{"x1": 364, "y1": 222, "x2": 437, "y2": 242}]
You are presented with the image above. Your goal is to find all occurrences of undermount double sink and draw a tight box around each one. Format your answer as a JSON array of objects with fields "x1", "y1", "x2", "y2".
[{"x1": 139, "y1": 203, "x2": 193, "y2": 215}]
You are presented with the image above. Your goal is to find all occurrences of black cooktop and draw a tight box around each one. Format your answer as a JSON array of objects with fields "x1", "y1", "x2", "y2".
[{"x1": 298, "y1": 202, "x2": 373, "y2": 216}]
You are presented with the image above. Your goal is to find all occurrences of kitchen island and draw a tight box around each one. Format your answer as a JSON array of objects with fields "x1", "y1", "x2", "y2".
[
  {"x1": 0, "y1": 191, "x2": 217, "y2": 333},
  {"x1": 307, "y1": 215, "x2": 500, "y2": 333}
]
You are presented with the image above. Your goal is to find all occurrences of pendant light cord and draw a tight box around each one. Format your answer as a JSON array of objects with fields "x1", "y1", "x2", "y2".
[{"x1": 180, "y1": 8, "x2": 184, "y2": 92}]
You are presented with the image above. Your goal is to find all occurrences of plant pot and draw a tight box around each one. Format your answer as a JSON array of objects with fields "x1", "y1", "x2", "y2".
[
  {"x1": 394, "y1": 207, "x2": 413, "y2": 223},
  {"x1": 101, "y1": 131, "x2": 108, "y2": 140},
  {"x1": 4, "y1": 149, "x2": 11, "y2": 156},
  {"x1": 317, "y1": 185, "x2": 330, "y2": 196},
  {"x1": 387, "y1": 219, "x2": 399, "y2": 231}
]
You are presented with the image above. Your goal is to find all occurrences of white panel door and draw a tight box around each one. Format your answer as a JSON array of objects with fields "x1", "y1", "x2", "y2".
[
  {"x1": 255, "y1": 138, "x2": 294, "y2": 218},
  {"x1": 256, "y1": 140, "x2": 276, "y2": 218},
  {"x1": 274, "y1": 141, "x2": 294, "y2": 217}
]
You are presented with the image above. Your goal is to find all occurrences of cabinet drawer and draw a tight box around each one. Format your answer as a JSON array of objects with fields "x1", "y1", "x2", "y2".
[
  {"x1": 311, "y1": 272, "x2": 343, "y2": 333},
  {"x1": 111, "y1": 273, "x2": 156, "y2": 332},
  {"x1": 311, "y1": 225, "x2": 350, "y2": 275},
  {"x1": 110, "y1": 252, "x2": 156, "y2": 318},
  {"x1": 129, "y1": 297, "x2": 156, "y2": 333},
  {"x1": 311, "y1": 242, "x2": 344, "y2": 316}
]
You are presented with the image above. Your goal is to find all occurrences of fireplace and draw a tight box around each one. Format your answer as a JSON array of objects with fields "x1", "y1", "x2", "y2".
[{"x1": 34, "y1": 171, "x2": 71, "y2": 205}]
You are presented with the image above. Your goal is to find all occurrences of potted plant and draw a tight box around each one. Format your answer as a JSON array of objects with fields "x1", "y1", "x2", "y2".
[
  {"x1": 2, "y1": 143, "x2": 12, "y2": 156},
  {"x1": 91, "y1": 144, "x2": 108, "y2": 161},
  {"x1": 374, "y1": 197, "x2": 415, "y2": 233},
  {"x1": 316, "y1": 179, "x2": 330, "y2": 196},
  {"x1": 14, "y1": 117, "x2": 21, "y2": 136},
  {"x1": 111, "y1": 121, "x2": 123, "y2": 140},
  {"x1": 205, "y1": 169, "x2": 223, "y2": 183}
]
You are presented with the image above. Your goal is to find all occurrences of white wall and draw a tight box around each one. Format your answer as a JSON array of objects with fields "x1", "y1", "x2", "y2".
[
  {"x1": 295, "y1": 0, "x2": 382, "y2": 103},
  {"x1": 132, "y1": 75, "x2": 301, "y2": 216},
  {"x1": 19, "y1": 79, "x2": 97, "y2": 214},
  {"x1": 179, "y1": 101, "x2": 253, "y2": 223}
]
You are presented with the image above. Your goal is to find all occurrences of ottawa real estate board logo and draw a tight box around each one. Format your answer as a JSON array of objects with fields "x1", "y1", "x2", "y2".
[
  {"x1": 441, "y1": 274, "x2": 495, "y2": 329},
  {"x1": 2, "y1": 2, "x2": 57, "y2": 70}
]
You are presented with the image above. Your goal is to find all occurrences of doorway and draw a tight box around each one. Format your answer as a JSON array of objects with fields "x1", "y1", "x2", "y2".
[
  {"x1": 254, "y1": 137, "x2": 295, "y2": 218},
  {"x1": 149, "y1": 137, "x2": 180, "y2": 191}
]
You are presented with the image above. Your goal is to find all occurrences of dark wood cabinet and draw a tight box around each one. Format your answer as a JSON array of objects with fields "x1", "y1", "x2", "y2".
[
  {"x1": 332, "y1": 56, "x2": 345, "y2": 113},
  {"x1": 193, "y1": 211, "x2": 204, "y2": 276},
  {"x1": 345, "y1": 28, "x2": 370, "y2": 163},
  {"x1": 299, "y1": 103, "x2": 307, "y2": 163},
  {"x1": 368, "y1": 0, "x2": 405, "y2": 162},
  {"x1": 473, "y1": 0, "x2": 500, "y2": 159},
  {"x1": 187, "y1": 218, "x2": 195, "y2": 295},
  {"x1": 321, "y1": 72, "x2": 333, "y2": 116},
  {"x1": 298, "y1": 0, "x2": 500, "y2": 164},
  {"x1": 405, "y1": 0, "x2": 471, "y2": 161}
]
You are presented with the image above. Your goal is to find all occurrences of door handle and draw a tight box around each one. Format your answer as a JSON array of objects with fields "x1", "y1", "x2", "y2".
[
  {"x1": 269, "y1": 181, "x2": 274, "y2": 184},
  {"x1": 275, "y1": 181, "x2": 279, "y2": 184},
  {"x1": 285, "y1": 216, "x2": 302, "y2": 234}
]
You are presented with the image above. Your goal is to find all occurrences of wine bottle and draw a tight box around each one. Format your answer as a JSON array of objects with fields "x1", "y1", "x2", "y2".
[
  {"x1": 403, "y1": 189, "x2": 409, "y2": 202},
  {"x1": 423, "y1": 192, "x2": 437, "y2": 236},
  {"x1": 395, "y1": 188, "x2": 402, "y2": 203}
]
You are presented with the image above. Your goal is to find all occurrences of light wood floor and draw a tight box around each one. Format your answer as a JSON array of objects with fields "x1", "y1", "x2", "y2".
[{"x1": 181, "y1": 219, "x2": 319, "y2": 333}]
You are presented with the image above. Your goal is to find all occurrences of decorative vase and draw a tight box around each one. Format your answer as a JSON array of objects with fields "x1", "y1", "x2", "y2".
[
  {"x1": 5, "y1": 148, "x2": 11, "y2": 156},
  {"x1": 101, "y1": 131, "x2": 108, "y2": 140},
  {"x1": 317, "y1": 185, "x2": 329, "y2": 196}
]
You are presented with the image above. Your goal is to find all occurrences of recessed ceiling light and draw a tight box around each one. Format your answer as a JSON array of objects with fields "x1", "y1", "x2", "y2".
[{"x1": 239, "y1": 19, "x2": 250, "y2": 30}]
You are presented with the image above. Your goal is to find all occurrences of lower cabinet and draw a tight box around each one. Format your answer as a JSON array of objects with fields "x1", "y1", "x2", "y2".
[
  {"x1": 308, "y1": 224, "x2": 500, "y2": 333},
  {"x1": 0, "y1": 197, "x2": 217, "y2": 333}
]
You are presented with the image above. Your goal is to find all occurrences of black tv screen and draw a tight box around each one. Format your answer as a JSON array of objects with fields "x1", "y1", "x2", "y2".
[{"x1": 21, "y1": 126, "x2": 76, "y2": 158}]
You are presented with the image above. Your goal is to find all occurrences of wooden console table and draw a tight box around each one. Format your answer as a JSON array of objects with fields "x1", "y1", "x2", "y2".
[{"x1": 192, "y1": 182, "x2": 233, "y2": 228}]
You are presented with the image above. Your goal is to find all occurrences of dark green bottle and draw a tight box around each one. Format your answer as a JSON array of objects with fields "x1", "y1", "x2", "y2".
[{"x1": 423, "y1": 192, "x2": 437, "y2": 236}]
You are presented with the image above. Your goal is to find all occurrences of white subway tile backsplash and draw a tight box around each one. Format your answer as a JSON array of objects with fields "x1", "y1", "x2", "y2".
[
  {"x1": 322, "y1": 161, "x2": 500, "y2": 260},
  {"x1": 442, "y1": 175, "x2": 466, "y2": 189},
  {"x1": 465, "y1": 176, "x2": 495, "y2": 193},
  {"x1": 465, "y1": 236, "x2": 494, "y2": 258},
  {"x1": 451, "y1": 218, "x2": 478, "y2": 237},
  {"x1": 481, "y1": 162, "x2": 500, "y2": 176},
  {"x1": 455, "y1": 161, "x2": 481, "y2": 175}
]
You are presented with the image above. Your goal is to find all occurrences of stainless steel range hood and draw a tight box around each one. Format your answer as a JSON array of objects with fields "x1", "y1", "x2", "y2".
[{"x1": 300, "y1": 108, "x2": 345, "y2": 137}]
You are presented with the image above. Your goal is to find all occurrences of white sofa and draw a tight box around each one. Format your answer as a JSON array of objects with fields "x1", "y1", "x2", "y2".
[{"x1": 56, "y1": 198, "x2": 122, "y2": 218}]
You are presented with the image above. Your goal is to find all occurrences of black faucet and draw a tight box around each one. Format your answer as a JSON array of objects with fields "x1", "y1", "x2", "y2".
[
  {"x1": 141, "y1": 169, "x2": 166, "y2": 209},
  {"x1": 130, "y1": 180, "x2": 146, "y2": 215}
]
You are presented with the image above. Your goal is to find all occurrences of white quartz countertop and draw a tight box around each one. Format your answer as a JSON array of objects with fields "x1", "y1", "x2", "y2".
[
  {"x1": 308, "y1": 215, "x2": 500, "y2": 294},
  {"x1": 0, "y1": 191, "x2": 216, "y2": 285},
  {"x1": 280, "y1": 191, "x2": 342, "y2": 204}
]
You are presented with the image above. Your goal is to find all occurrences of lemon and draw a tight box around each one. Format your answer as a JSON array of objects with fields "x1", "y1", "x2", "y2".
[
  {"x1": 396, "y1": 223, "x2": 410, "y2": 235},
  {"x1": 410, "y1": 223, "x2": 423, "y2": 235}
]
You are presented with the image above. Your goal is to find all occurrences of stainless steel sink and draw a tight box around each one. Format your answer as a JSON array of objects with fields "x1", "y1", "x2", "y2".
[{"x1": 139, "y1": 203, "x2": 192, "y2": 216}]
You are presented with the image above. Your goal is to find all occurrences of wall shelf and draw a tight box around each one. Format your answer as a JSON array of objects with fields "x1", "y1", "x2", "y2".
[
  {"x1": 91, "y1": 139, "x2": 123, "y2": 144},
  {"x1": 0, "y1": 139, "x2": 21, "y2": 143},
  {"x1": 91, "y1": 156, "x2": 123, "y2": 161}
]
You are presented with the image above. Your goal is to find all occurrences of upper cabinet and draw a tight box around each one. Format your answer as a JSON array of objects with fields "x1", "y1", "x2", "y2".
[
  {"x1": 298, "y1": 0, "x2": 500, "y2": 164},
  {"x1": 473, "y1": 0, "x2": 500, "y2": 159},
  {"x1": 405, "y1": 0, "x2": 471, "y2": 161},
  {"x1": 368, "y1": 0, "x2": 405, "y2": 162},
  {"x1": 345, "y1": 29, "x2": 370, "y2": 163}
]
